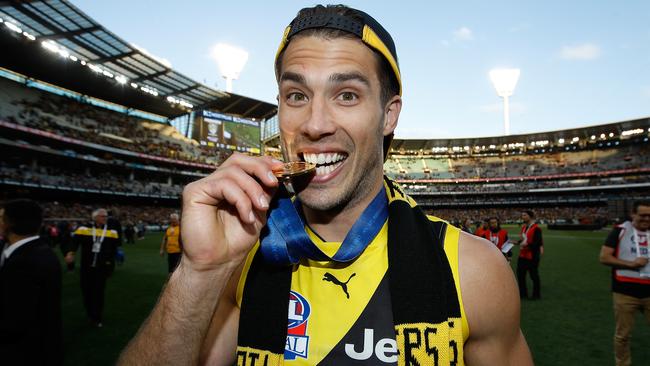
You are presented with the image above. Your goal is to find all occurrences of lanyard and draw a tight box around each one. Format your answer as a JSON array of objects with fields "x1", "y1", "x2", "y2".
[
  {"x1": 521, "y1": 223, "x2": 535, "y2": 244},
  {"x1": 91, "y1": 225, "x2": 107, "y2": 267},
  {"x1": 92, "y1": 225, "x2": 108, "y2": 247},
  {"x1": 260, "y1": 186, "x2": 388, "y2": 265}
]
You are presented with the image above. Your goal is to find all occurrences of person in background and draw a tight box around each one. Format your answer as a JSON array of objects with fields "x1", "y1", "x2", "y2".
[
  {"x1": 474, "y1": 219, "x2": 489, "y2": 238},
  {"x1": 486, "y1": 217, "x2": 512, "y2": 261},
  {"x1": 160, "y1": 213, "x2": 182, "y2": 273},
  {"x1": 66, "y1": 208, "x2": 120, "y2": 327},
  {"x1": 516, "y1": 210, "x2": 544, "y2": 299},
  {"x1": 0, "y1": 199, "x2": 63, "y2": 365},
  {"x1": 124, "y1": 221, "x2": 136, "y2": 244},
  {"x1": 461, "y1": 218, "x2": 474, "y2": 233},
  {"x1": 599, "y1": 200, "x2": 650, "y2": 366}
]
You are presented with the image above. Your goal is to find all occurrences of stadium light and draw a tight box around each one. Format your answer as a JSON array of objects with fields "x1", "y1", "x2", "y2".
[
  {"x1": 211, "y1": 43, "x2": 249, "y2": 92},
  {"x1": 4, "y1": 21, "x2": 22, "y2": 33},
  {"x1": 489, "y1": 68, "x2": 520, "y2": 135}
]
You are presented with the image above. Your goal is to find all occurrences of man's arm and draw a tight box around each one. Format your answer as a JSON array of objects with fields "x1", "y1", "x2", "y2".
[
  {"x1": 64, "y1": 230, "x2": 80, "y2": 264},
  {"x1": 199, "y1": 262, "x2": 245, "y2": 365},
  {"x1": 459, "y1": 232, "x2": 533, "y2": 365},
  {"x1": 599, "y1": 227, "x2": 648, "y2": 269},
  {"x1": 118, "y1": 258, "x2": 241, "y2": 365},
  {"x1": 599, "y1": 246, "x2": 648, "y2": 269},
  {"x1": 118, "y1": 154, "x2": 282, "y2": 365}
]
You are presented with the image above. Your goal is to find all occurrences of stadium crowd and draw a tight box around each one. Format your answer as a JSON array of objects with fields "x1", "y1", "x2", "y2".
[
  {"x1": 41, "y1": 201, "x2": 176, "y2": 226},
  {"x1": 0, "y1": 78, "x2": 213, "y2": 164},
  {"x1": 386, "y1": 144, "x2": 650, "y2": 180},
  {"x1": 0, "y1": 163, "x2": 184, "y2": 197},
  {"x1": 430, "y1": 206, "x2": 609, "y2": 226},
  {"x1": 403, "y1": 175, "x2": 650, "y2": 194}
]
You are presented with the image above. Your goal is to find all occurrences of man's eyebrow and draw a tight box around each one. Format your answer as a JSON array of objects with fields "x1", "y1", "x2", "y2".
[
  {"x1": 329, "y1": 72, "x2": 370, "y2": 88},
  {"x1": 280, "y1": 72, "x2": 306, "y2": 85}
]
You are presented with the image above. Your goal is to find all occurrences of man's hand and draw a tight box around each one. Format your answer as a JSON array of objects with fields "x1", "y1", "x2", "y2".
[
  {"x1": 159, "y1": 249, "x2": 165, "y2": 257},
  {"x1": 64, "y1": 252, "x2": 75, "y2": 264},
  {"x1": 631, "y1": 257, "x2": 649, "y2": 268},
  {"x1": 180, "y1": 153, "x2": 283, "y2": 272}
]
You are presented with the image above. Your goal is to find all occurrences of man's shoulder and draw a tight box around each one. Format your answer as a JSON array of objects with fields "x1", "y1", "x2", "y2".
[
  {"x1": 458, "y1": 231, "x2": 503, "y2": 263},
  {"x1": 457, "y1": 231, "x2": 514, "y2": 299},
  {"x1": 5, "y1": 239, "x2": 60, "y2": 274},
  {"x1": 456, "y1": 231, "x2": 520, "y2": 341}
]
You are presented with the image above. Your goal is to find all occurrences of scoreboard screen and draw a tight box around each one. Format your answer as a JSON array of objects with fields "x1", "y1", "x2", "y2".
[{"x1": 199, "y1": 110, "x2": 261, "y2": 154}]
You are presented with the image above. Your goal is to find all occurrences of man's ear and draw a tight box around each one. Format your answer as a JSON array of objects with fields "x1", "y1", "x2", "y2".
[{"x1": 383, "y1": 95, "x2": 402, "y2": 136}]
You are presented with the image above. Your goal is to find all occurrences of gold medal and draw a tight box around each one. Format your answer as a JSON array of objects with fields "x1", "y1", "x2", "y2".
[{"x1": 272, "y1": 161, "x2": 316, "y2": 180}]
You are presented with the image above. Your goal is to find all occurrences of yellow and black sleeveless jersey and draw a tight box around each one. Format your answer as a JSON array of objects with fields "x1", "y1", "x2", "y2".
[
  {"x1": 165, "y1": 225, "x2": 181, "y2": 254},
  {"x1": 236, "y1": 217, "x2": 468, "y2": 365}
]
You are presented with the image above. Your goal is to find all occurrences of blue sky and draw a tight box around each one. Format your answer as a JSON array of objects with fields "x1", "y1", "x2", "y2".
[{"x1": 72, "y1": 0, "x2": 650, "y2": 139}]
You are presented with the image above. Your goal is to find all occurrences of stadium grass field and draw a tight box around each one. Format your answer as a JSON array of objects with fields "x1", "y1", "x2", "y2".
[{"x1": 60, "y1": 228, "x2": 650, "y2": 365}]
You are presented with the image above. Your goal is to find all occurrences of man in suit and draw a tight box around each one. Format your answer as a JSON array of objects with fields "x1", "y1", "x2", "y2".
[
  {"x1": 0, "y1": 199, "x2": 63, "y2": 365},
  {"x1": 66, "y1": 208, "x2": 120, "y2": 327}
]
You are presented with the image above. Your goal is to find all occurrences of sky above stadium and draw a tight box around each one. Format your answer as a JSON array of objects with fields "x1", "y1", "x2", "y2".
[{"x1": 72, "y1": 0, "x2": 650, "y2": 139}]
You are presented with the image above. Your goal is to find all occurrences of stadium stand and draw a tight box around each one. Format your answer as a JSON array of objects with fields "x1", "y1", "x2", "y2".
[
  {"x1": 380, "y1": 119, "x2": 650, "y2": 225},
  {"x1": 0, "y1": 77, "x2": 211, "y2": 164}
]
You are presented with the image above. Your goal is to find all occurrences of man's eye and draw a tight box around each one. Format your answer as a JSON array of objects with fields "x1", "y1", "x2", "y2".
[
  {"x1": 338, "y1": 92, "x2": 357, "y2": 102},
  {"x1": 287, "y1": 93, "x2": 307, "y2": 102}
]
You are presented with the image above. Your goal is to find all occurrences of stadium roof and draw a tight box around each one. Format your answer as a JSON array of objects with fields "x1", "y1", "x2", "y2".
[
  {"x1": 390, "y1": 117, "x2": 650, "y2": 153},
  {"x1": 0, "y1": 0, "x2": 277, "y2": 120}
]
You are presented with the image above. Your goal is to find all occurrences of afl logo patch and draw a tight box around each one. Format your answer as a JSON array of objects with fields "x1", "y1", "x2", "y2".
[{"x1": 286, "y1": 291, "x2": 310, "y2": 360}]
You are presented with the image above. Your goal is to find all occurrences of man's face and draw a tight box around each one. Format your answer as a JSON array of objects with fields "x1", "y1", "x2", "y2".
[
  {"x1": 632, "y1": 205, "x2": 650, "y2": 231},
  {"x1": 489, "y1": 219, "x2": 498, "y2": 230},
  {"x1": 277, "y1": 35, "x2": 399, "y2": 211},
  {"x1": 521, "y1": 212, "x2": 530, "y2": 222},
  {"x1": 94, "y1": 211, "x2": 107, "y2": 226},
  {"x1": 171, "y1": 217, "x2": 179, "y2": 226}
]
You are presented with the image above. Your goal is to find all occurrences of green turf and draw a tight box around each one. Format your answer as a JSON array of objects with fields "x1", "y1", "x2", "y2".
[{"x1": 60, "y1": 229, "x2": 650, "y2": 365}]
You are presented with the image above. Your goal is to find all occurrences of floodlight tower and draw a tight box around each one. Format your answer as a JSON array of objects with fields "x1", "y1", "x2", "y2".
[
  {"x1": 489, "y1": 68, "x2": 520, "y2": 135},
  {"x1": 211, "y1": 43, "x2": 249, "y2": 93}
]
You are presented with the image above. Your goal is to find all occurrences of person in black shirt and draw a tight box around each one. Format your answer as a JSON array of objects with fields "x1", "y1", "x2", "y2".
[{"x1": 66, "y1": 208, "x2": 121, "y2": 327}]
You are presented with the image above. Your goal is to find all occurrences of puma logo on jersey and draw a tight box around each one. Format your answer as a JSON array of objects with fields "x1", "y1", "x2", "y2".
[{"x1": 323, "y1": 272, "x2": 356, "y2": 298}]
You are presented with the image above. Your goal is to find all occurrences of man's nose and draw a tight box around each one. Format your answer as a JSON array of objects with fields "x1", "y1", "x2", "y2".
[{"x1": 300, "y1": 95, "x2": 336, "y2": 140}]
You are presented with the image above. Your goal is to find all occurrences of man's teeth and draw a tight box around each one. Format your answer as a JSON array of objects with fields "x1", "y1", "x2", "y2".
[
  {"x1": 302, "y1": 152, "x2": 346, "y2": 176},
  {"x1": 315, "y1": 161, "x2": 343, "y2": 175},
  {"x1": 303, "y1": 152, "x2": 345, "y2": 166}
]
